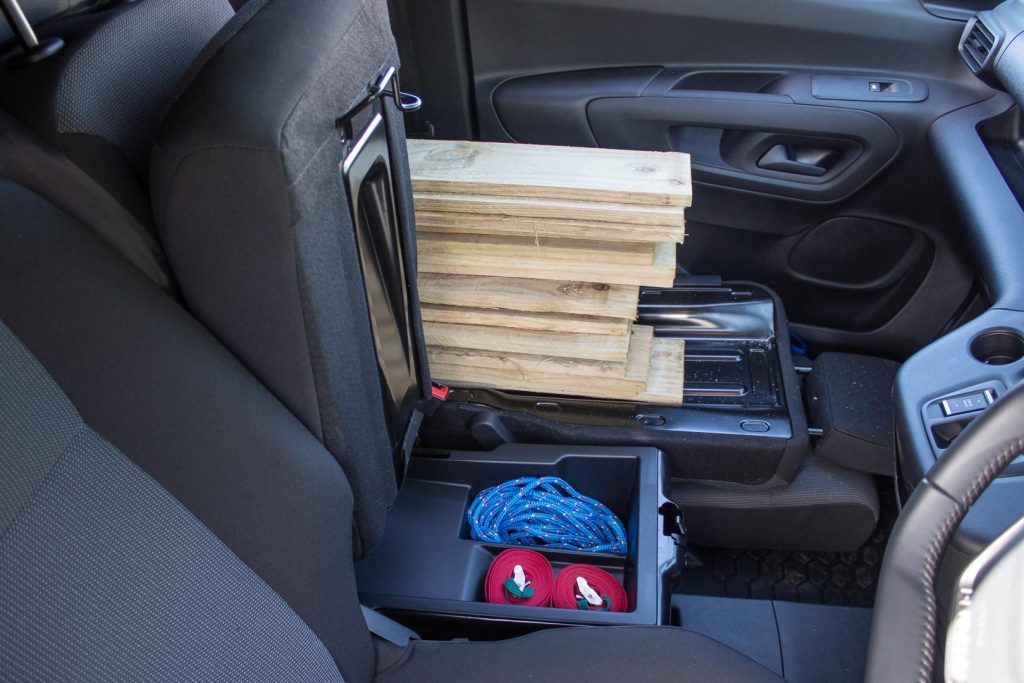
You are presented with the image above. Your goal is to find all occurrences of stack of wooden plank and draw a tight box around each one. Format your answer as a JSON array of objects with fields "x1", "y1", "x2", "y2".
[{"x1": 408, "y1": 140, "x2": 691, "y2": 405}]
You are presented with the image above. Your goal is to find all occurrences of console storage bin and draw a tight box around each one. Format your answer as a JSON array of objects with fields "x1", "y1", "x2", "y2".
[{"x1": 356, "y1": 444, "x2": 679, "y2": 627}]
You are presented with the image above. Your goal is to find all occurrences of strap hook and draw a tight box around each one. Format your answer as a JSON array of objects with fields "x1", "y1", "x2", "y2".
[{"x1": 371, "y1": 66, "x2": 422, "y2": 113}]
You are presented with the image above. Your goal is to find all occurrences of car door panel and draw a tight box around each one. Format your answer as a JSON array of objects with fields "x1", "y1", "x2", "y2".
[{"x1": 459, "y1": 0, "x2": 995, "y2": 356}]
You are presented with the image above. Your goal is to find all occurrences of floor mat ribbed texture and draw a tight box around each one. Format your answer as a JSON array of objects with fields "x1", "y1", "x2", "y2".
[{"x1": 677, "y1": 480, "x2": 896, "y2": 607}]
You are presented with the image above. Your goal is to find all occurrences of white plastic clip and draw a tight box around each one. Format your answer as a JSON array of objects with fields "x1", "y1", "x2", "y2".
[
  {"x1": 576, "y1": 576, "x2": 603, "y2": 607},
  {"x1": 512, "y1": 564, "x2": 530, "y2": 592}
]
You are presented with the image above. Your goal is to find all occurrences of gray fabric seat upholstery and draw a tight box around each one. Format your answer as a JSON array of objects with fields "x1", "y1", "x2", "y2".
[
  {"x1": 805, "y1": 352, "x2": 900, "y2": 476},
  {"x1": 0, "y1": 174, "x2": 783, "y2": 682},
  {"x1": 0, "y1": 0, "x2": 787, "y2": 677},
  {"x1": 152, "y1": 0, "x2": 430, "y2": 556},
  {"x1": 0, "y1": 177, "x2": 376, "y2": 680},
  {"x1": 0, "y1": 0, "x2": 233, "y2": 224},
  {"x1": 0, "y1": 322, "x2": 344, "y2": 683},
  {"x1": 375, "y1": 626, "x2": 784, "y2": 682},
  {"x1": 0, "y1": 107, "x2": 172, "y2": 289}
]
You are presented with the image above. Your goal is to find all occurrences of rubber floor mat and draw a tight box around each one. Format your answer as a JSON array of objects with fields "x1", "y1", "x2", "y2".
[{"x1": 676, "y1": 480, "x2": 897, "y2": 607}]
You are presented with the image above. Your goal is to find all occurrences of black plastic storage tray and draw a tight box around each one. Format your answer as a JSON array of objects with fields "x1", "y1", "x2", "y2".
[
  {"x1": 356, "y1": 444, "x2": 678, "y2": 628},
  {"x1": 417, "y1": 282, "x2": 809, "y2": 488}
]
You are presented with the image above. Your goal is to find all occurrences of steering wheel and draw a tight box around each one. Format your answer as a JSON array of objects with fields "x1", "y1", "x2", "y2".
[{"x1": 865, "y1": 380, "x2": 1024, "y2": 683}]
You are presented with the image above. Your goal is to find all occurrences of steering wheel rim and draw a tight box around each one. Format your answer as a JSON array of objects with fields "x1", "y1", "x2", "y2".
[{"x1": 865, "y1": 380, "x2": 1024, "y2": 683}]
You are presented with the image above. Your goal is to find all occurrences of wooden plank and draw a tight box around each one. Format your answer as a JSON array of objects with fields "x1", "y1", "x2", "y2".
[
  {"x1": 423, "y1": 321, "x2": 631, "y2": 363},
  {"x1": 624, "y1": 325, "x2": 654, "y2": 381},
  {"x1": 419, "y1": 238, "x2": 678, "y2": 288},
  {"x1": 430, "y1": 360, "x2": 647, "y2": 400},
  {"x1": 407, "y1": 139, "x2": 692, "y2": 208},
  {"x1": 427, "y1": 337, "x2": 641, "y2": 383},
  {"x1": 413, "y1": 192, "x2": 685, "y2": 228},
  {"x1": 429, "y1": 324, "x2": 653, "y2": 380},
  {"x1": 427, "y1": 326, "x2": 668, "y2": 402},
  {"x1": 639, "y1": 338, "x2": 686, "y2": 405},
  {"x1": 415, "y1": 210, "x2": 687, "y2": 244},
  {"x1": 417, "y1": 232, "x2": 659, "y2": 267},
  {"x1": 420, "y1": 304, "x2": 631, "y2": 336},
  {"x1": 418, "y1": 274, "x2": 640, "y2": 319}
]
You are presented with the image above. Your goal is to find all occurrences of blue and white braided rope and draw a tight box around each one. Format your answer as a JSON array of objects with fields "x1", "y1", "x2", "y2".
[{"x1": 467, "y1": 476, "x2": 627, "y2": 555}]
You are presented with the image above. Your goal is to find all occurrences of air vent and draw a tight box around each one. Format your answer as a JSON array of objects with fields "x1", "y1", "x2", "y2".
[{"x1": 960, "y1": 16, "x2": 997, "y2": 74}]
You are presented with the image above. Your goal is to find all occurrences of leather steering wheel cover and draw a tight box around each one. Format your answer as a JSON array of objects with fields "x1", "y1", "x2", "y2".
[{"x1": 865, "y1": 380, "x2": 1024, "y2": 683}]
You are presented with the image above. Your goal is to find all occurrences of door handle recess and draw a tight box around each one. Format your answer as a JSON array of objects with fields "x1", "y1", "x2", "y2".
[
  {"x1": 587, "y1": 95, "x2": 899, "y2": 202},
  {"x1": 756, "y1": 144, "x2": 839, "y2": 177}
]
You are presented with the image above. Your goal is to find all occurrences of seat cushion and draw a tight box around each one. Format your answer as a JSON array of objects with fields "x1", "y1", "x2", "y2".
[
  {"x1": 0, "y1": 178, "x2": 375, "y2": 682},
  {"x1": 374, "y1": 626, "x2": 783, "y2": 682},
  {"x1": 805, "y1": 352, "x2": 900, "y2": 476},
  {"x1": 673, "y1": 451, "x2": 880, "y2": 552},
  {"x1": 0, "y1": 322, "x2": 343, "y2": 683}
]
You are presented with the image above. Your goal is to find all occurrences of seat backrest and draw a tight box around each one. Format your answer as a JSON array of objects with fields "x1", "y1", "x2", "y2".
[
  {"x1": 0, "y1": 0, "x2": 233, "y2": 224},
  {"x1": 151, "y1": 0, "x2": 430, "y2": 555},
  {"x1": 0, "y1": 176, "x2": 376, "y2": 681},
  {"x1": 0, "y1": 105, "x2": 172, "y2": 288},
  {"x1": 0, "y1": 0, "x2": 92, "y2": 48}
]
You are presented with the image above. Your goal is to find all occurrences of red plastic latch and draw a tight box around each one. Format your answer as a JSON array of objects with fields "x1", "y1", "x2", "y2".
[{"x1": 431, "y1": 384, "x2": 450, "y2": 400}]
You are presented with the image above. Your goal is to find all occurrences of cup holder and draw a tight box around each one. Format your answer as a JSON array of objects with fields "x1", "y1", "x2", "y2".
[{"x1": 970, "y1": 329, "x2": 1024, "y2": 366}]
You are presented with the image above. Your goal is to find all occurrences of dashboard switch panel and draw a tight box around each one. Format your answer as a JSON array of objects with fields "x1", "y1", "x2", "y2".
[
  {"x1": 811, "y1": 74, "x2": 928, "y2": 102},
  {"x1": 941, "y1": 389, "x2": 996, "y2": 416},
  {"x1": 922, "y1": 381, "x2": 1006, "y2": 456}
]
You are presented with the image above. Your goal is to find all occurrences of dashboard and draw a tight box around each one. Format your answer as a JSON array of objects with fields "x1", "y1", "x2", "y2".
[{"x1": 897, "y1": 0, "x2": 1024, "y2": 554}]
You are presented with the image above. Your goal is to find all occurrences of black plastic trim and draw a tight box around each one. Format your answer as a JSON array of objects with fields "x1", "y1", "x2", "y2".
[
  {"x1": 931, "y1": 94, "x2": 1024, "y2": 308},
  {"x1": 587, "y1": 95, "x2": 900, "y2": 204},
  {"x1": 356, "y1": 445, "x2": 676, "y2": 628}
]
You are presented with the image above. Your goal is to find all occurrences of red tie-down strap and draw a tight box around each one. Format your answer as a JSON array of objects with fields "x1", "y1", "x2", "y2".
[
  {"x1": 484, "y1": 549, "x2": 554, "y2": 607},
  {"x1": 552, "y1": 564, "x2": 628, "y2": 612}
]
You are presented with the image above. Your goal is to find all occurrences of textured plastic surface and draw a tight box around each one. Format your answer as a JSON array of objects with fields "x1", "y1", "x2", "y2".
[
  {"x1": 454, "y1": 0, "x2": 988, "y2": 356},
  {"x1": 587, "y1": 93, "x2": 899, "y2": 203},
  {"x1": 810, "y1": 74, "x2": 928, "y2": 102},
  {"x1": 419, "y1": 282, "x2": 809, "y2": 487},
  {"x1": 356, "y1": 444, "x2": 678, "y2": 626},
  {"x1": 673, "y1": 451, "x2": 880, "y2": 552},
  {"x1": 805, "y1": 352, "x2": 899, "y2": 476},
  {"x1": 671, "y1": 595, "x2": 872, "y2": 683},
  {"x1": 340, "y1": 105, "x2": 422, "y2": 462},
  {"x1": 897, "y1": 96, "x2": 1024, "y2": 556}
]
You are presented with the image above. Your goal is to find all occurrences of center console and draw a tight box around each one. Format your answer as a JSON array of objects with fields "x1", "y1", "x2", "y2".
[
  {"x1": 357, "y1": 444, "x2": 684, "y2": 633},
  {"x1": 356, "y1": 281, "x2": 873, "y2": 632}
]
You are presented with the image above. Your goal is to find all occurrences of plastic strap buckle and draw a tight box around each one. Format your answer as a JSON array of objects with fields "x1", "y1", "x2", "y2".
[
  {"x1": 574, "y1": 576, "x2": 609, "y2": 610},
  {"x1": 503, "y1": 564, "x2": 534, "y2": 599}
]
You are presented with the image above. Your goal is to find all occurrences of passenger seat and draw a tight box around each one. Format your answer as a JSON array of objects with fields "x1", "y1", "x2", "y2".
[
  {"x1": 1, "y1": 0, "x2": 783, "y2": 677},
  {"x1": 0, "y1": 162, "x2": 781, "y2": 683}
]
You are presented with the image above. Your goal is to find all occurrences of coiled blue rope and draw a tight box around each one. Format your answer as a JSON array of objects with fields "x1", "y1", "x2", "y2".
[{"x1": 467, "y1": 476, "x2": 628, "y2": 555}]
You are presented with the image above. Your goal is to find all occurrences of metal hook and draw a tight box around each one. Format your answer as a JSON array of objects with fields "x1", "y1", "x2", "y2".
[{"x1": 370, "y1": 66, "x2": 423, "y2": 113}]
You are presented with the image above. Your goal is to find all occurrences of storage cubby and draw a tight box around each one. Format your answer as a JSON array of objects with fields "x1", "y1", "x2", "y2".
[{"x1": 356, "y1": 444, "x2": 679, "y2": 627}]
